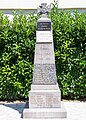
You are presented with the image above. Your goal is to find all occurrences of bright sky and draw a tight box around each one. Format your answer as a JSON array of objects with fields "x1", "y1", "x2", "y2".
[
  {"x1": 0, "y1": 0, "x2": 86, "y2": 9},
  {"x1": 59, "y1": 0, "x2": 86, "y2": 8}
]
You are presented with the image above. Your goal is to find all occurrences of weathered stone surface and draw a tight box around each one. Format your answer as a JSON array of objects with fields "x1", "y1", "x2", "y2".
[
  {"x1": 33, "y1": 64, "x2": 57, "y2": 85},
  {"x1": 29, "y1": 89, "x2": 61, "y2": 108},
  {"x1": 31, "y1": 84, "x2": 59, "y2": 90},
  {"x1": 34, "y1": 43, "x2": 55, "y2": 64},
  {"x1": 36, "y1": 31, "x2": 53, "y2": 42},
  {"x1": 23, "y1": 103, "x2": 67, "y2": 119}
]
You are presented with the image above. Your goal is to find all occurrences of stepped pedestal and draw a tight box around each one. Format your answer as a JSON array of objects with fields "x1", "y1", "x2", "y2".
[
  {"x1": 23, "y1": 85, "x2": 66, "y2": 119},
  {"x1": 23, "y1": 105, "x2": 66, "y2": 119}
]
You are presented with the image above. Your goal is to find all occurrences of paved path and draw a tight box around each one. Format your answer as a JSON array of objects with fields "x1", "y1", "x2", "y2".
[{"x1": 0, "y1": 100, "x2": 86, "y2": 120}]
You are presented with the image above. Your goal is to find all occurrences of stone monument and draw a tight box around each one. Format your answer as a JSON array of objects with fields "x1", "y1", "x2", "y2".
[{"x1": 23, "y1": 3, "x2": 67, "y2": 119}]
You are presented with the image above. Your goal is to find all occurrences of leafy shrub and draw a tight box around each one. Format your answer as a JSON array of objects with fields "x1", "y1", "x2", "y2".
[
  {"x1": 0, "y1": 7, "x2": 86, "y2": 100},
  {"x1": 0, "y1": 12, "x2": 37, "y2": 100},
  {"x1": 50, "y1": 5, "x2": 86, "y2": 99}
]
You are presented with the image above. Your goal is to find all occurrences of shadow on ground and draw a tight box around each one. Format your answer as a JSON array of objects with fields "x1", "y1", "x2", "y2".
[{"x1": 0, "y1": 101, "x2": 29, "y2": 118}]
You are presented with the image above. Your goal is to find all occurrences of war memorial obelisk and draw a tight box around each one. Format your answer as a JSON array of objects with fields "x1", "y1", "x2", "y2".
[{"x1": 23, "y1": 3, "x2": 67, "y2": 119}]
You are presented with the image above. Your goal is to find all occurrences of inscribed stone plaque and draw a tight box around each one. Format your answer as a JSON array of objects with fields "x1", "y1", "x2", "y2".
[
  {"x1": 33, "y1": 64, "x2": 57, "y2": 85},
  {"x1": 29, "y1": 91, "x2": 61, "y2": 108},
  {"x1": 37, "y1": 22, "x2": 51, "y2": 31},
  {"x1": 34, "y1": 43, "x2": 55, "y2": 64},
  {"x1": 36, "y1": 31, "x2": 53, "y2": 43}
]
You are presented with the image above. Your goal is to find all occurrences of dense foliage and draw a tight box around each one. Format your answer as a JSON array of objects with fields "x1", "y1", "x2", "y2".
[
  {"x1": 0, "y1": 7, "x2": 86, "y2": 100},
  {"x1": 50, "y1": 5, "x2": 86, "y2": 99},
  {"x1": 0, "y1": 12, "x2": 37, "y2": 100}
]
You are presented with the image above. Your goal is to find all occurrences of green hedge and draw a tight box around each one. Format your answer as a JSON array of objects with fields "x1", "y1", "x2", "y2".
[
  {"x1": 50, "y1": 5, "x2": 86, "y2": 99},
  {"x1": 0, "y1": 12, "x2": 37, "y2": 100},
  {"x1": 0, "y1": 7, "x2": 86, "y2": 100}
]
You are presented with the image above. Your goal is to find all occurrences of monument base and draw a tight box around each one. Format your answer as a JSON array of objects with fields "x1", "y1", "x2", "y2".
[
  {"x1": 23, "y1": 103, "x2": 66, "y2": 119},
  {"x1": 23, "y1": 84, "x2": 67, "y2": 119},
  {"x1": 29, "y1": 84, "x2": 61, "y2": 108}
]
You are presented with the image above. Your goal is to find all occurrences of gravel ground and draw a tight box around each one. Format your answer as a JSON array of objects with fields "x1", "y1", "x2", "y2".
[{"x1": 0, "y1": 100, "x2": 86, "y2": 120}]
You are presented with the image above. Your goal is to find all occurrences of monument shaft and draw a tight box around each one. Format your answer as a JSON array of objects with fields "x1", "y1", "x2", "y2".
[{"x1": 23, "y1": 3, "x2": 67, "y2": 119}]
